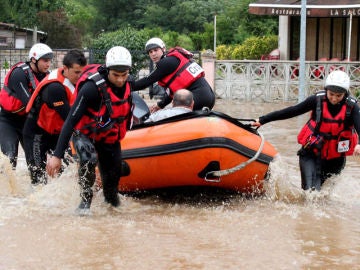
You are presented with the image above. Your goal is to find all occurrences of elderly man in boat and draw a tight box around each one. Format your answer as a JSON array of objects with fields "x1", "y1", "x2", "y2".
[{"x1": 146, "y1": 89, "x2": 194, "y2": 122}]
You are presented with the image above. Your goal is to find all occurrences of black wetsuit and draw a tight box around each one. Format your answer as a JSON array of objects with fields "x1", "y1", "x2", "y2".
[
  {"x1": 259, "y1": 94, "x2": 360, "y2": 190},
  {"x1": 134, "y1": 55, "x2": 215, "y2": 110},
  {"x1": 23, "y1": 81, "x2": 71, "y2": 184},
  {"x1": 53, "y1": 78, "x2": 128, "y2": 207},
  {"x1": 0, "y1": 65, "x2": 47, "y2": 168}
]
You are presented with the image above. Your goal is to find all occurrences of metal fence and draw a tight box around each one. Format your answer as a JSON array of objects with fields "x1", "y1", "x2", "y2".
[{"x1": 0, "y1": 49, "x2": 77, "y2": 87}]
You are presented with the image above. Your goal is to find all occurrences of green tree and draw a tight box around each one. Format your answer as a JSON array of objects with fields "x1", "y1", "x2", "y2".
[
  {"x1": 37, "y1": 9, "x2": 82, "y2": 48},
  {"x1": 89, "y1": 0, "x2": 222, "y2": 35},
  {"x1": 90, "y1": 27, "x2": 149, "y2": 77},
  {"x1": 166, "y1": 1, "x2": 219, "y2": 33},
  {"x1": 0, "y1": 0, "x2": 86, "y2": 48},
  {"x1": 0, "y1": 0, "x2": 12, "y2": 23},
  {"x1": 161, "y1": 32, "x2": 194, "y2": 50},
  {"x1": 89, "y1": 0, "x2": 147, "y2": 33},
  {"x1": 216, "y1": 0, "x2": 277, "y2": 45},
  {"x1": 142, "y1": 0, "x2": 221, "y2": 33},
  {"x1": 233, "y1": 1, "x2": 277, "y2": 43},
  {"x1": 9, "y1": 0, "x2": 66, "y2": 28},
  {"x1": 0, "y1": 0, "x2": 279, "y2": 53},
  {"x1": 190, "y1": 22, "x2": 215, "y2": 51},
  {"x1": 64, "y1": 0, "x2": 97, "y2": 46}
]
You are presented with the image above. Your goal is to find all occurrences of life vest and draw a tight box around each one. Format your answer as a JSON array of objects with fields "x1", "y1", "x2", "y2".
[
  {"x1": 297, "y1": 90, "x2": 358, "y2": 159},
  {"x1": 0, "y1": 62, "x2": 39, "y2": 115},
  {"x1": 26, "y1": 68, "x2": 75, "y2": 134},
  {"x1": 74, "y1": 64, "x2": 132, "y2": 143},
  {"x1": 158, "y1": 47, "x2": 205, "y2": 95}
]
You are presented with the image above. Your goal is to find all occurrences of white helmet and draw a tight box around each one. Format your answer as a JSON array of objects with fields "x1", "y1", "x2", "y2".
[
  {"x1": 145, "y1": 37, "x2": 165, "y2": 52},
  {"x1": 105, "y1": 46, "x2": 132, "y2": 71},
  {"x1": 325, "y1": 70, "x2": 350, "y2": 93},
  {"x1": 28, "y1": 43, "x2": 53, "y2": 60}
]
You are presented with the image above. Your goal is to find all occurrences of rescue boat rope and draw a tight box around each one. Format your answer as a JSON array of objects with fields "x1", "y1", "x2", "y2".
[{"x1": 205, "y1": 130, "x2": 265, "y2": 179}]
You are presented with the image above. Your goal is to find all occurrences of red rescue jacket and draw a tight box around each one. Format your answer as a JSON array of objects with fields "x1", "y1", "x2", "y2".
[
  {"x1": 158, "y1": 48, "x2": 205, "y2": 96},
  {"x1": 0, "y1": 62, "x2": 39, "y2": 115},
  {"x1": 297, "y1": 90, "x2": 358, "y2": 159},
  {"x1": 26, "y1": 68, "x2": 75, "y2": 134},
  {"x1": 74, "y1": 64, "x2": 132, "y2": 143}
]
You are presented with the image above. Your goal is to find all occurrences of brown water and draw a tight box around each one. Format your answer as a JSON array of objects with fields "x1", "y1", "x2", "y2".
[{"x1": 0, "y1": 99, "x2": 360, "y2": 270}]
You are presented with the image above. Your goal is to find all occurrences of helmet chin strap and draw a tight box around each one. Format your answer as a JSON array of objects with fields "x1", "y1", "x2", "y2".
[
  {"x1": 161, "y1": 49, "x2": 166, "y2": 58},
  {"x1": 30, "y1": 59, "x2": 39, "y2": 73}
]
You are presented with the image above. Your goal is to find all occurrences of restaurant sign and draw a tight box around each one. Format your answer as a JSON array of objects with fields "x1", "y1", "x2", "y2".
[
  {"x1": 249, "y1": 5, "x2": 360, "y2": 17},
  {"x1": 329, "y1": 9, "x2": 360, "y2": 16}
]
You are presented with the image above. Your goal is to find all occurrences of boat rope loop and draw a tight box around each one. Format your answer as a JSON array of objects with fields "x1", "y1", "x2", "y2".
[{"x1": 204, "y1": 131, "x2": 265, "y2": 182}]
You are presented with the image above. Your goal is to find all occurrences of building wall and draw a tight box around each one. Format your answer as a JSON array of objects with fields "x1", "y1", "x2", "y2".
[
  {"x1": 279, "y1": 16, "x2": 289, "y2": 60},
  {"x1": 306, "y1": 18, "x2": 317, "y2": 60},
  {"x1": 0, "y1": 29, "x2": 14, "y2": 47},
  {"x1": 318, "y1": 18, "x2": 331, "y2": 58},
  {"x1": 289, "y1": 17, "x2": 359, "y2": 61},
  {"x1": 0, "y1": 26, "x2": 45, "y2": 49}
]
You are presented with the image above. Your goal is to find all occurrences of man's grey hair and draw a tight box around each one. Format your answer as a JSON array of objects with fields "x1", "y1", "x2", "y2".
[{"x1": 173, "y1": 89, "x2": 193, "y2": 107}]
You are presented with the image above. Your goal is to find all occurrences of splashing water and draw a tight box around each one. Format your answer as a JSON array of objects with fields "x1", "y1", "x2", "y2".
[{"x1": 0, "y1": 101, "x2": 359, "y2": 269}]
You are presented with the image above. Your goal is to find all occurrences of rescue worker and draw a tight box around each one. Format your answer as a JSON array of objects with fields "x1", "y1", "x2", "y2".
[
  {"x1": 134, "y1": 37, "x2": 215, "y2": 112},
  {"x1": 23, "y1": 49, "x2": 87, "y2": 185},
  {"x1": 144, "y1": 38, "x2": 167, "y2": 100},
  {"x1": 46, "y1": 46, "x2": 133, "y2": 215},
  {"x1": 252, "y1": 70, "x2": 360, "y2": 191},
  {"x1": 0, "y1": 43, "x2": 53, "y2": 168}
]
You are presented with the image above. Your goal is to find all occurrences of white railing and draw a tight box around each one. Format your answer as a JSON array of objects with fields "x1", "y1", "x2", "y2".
[{"x1": 214, "y1": 60, "x2": 360, "y2": 102}]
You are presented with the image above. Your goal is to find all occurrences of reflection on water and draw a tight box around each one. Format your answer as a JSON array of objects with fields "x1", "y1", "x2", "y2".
[{"x1": 0, "y1": 100, "x2": 359, "y2": 269}]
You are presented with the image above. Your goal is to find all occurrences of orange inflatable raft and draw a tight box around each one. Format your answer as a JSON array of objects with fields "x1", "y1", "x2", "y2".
[{"x1": 119, "y1": 110, "x2": 278, "y2": 194}]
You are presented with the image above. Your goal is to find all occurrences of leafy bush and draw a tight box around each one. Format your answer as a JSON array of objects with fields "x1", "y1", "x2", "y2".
[
  {"x1": 2, "y1": 60, "x2": 10, "y2": 70},
  {"x1": 90, "y1": 27, "x2": 149, "y2": 77},
  {"x1": 355, "y1": 88, "x2": 360, "y2": 98},
  {"x1": 137, "y1": 28, "x2": 195, "y2": 50},
  {"x1": 216, "y1": 45, "x2": 234, "y2": 60},
  {"x1": 216, "y1": 35, "x2": 278, "y2": 60},
  {"x1": 240, "y1": 36, "x2": 278, "y2": 59}
]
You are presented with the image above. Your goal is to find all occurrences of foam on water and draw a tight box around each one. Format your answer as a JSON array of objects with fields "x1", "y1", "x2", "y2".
[
  {"x1": 264, "y1": 154, "x2": 360, "y2": 209},
  {"x1": 0, "y1": 147, "x2": 358, "y2": 221}
]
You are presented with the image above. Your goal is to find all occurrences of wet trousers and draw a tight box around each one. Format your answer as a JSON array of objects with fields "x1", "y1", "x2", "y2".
[
  {"x1": 298, "y1": 149, "x2": 346, "y2": 191},
  {"x1": 0, "y1": 111, "x2": 26, "y2": 168},
  {"x1": 23, "y1": 117, "x2": 59, "y2": 184},
  {"x1": 77, "y1": 139, "x2": 122, "y2": 207}
]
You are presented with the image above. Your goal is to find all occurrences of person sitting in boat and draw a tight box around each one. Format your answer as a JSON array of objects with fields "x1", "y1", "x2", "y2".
[
  {"x1": 133, "y1": 37, "x2": 215, "y2": 113},
  {"x1": 146, "y1": 89, "x2": 194, "y2": 122},
  {"x1": 252, "y1": 70, "x2": 360, "y2": 191}
]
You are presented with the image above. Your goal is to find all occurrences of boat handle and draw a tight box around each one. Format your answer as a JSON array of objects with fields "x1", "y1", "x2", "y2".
[
  {"x1": 204, "y1": 172, "x2": 221, "y2": 183},
  {"x1": 208, "y1": 131, "x2": 265, "y2": 177}
]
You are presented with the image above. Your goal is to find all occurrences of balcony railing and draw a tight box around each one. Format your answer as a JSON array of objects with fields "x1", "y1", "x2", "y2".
[{"x1": 214, "y1": 60, "x2": 360, "y2": 102}]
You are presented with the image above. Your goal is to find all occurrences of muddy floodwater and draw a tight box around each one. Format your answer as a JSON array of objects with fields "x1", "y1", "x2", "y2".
[{"x1": 0, "y1": 99, "x2": 359, "y2": 270}]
